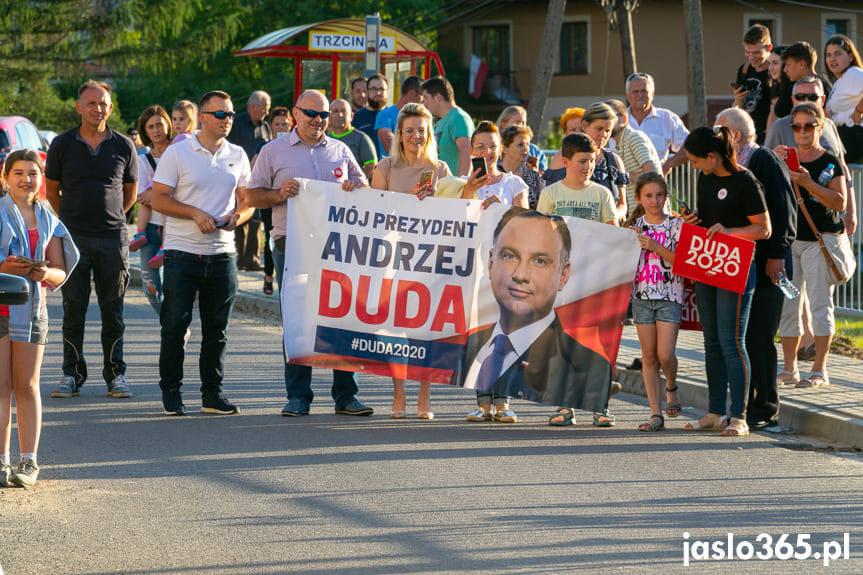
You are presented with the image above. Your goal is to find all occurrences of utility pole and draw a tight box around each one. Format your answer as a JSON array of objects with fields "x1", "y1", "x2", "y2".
[
  {"x1": 600, "y1": 0, "x2": 639, "y2": 80},
  {"x1": 683, "y1": 0, "x2": 706, "y2": 128},
  {"x1": 526, "y1": 0, "x2": 567, "y2": 143},
  {"x1": 617, "y1": 2, "x2": 637, "y2": 78}
]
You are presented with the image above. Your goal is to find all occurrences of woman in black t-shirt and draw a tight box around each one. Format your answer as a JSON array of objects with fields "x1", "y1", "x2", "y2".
[
  {"x1": 681, "y1": 126, "x2": 771, "y2": 437},
  {"x1": 778, "y1": 103, "x2": 848, "y2": 390}
]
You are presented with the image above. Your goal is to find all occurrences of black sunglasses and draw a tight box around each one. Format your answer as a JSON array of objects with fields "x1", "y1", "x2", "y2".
[
  {"x1": 793, "y1": 93, "x2": 820, "y2": 102},
  {"x1": 297, "y1": 107, "x2": 330, "y2": 119},
  {"x1": 201, "y1": 110, "x2": 236, "y2": 120}
]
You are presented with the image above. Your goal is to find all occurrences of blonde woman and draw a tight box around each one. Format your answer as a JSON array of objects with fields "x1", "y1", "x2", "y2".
[{"x1": 371, "y1": 103, "x2": 450, "y2": 420}]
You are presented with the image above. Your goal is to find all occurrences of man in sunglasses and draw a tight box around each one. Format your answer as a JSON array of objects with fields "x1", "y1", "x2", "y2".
[
  {"x1": 246, "y1": 90, "x2": 373, "y2": 418},
  {"x1": 765, "y1": 76, "x2": 857, "y2": 235},
  {"x1": 150, "y1": 90, "x2": 254, "y2": 416}
]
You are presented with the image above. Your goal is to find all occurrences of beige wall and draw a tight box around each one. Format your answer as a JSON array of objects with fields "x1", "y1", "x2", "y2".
[{"x1": 436, "y1": 0, "x2": 859, "y2": 127}]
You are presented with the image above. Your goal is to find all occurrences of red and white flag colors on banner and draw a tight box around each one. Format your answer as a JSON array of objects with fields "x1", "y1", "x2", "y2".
[
  {"x1": 468, "y1": 54, "x2": 489, "y2": 99},
  {"x1": 281, "y1": 180, "x2": 641, "y2": 412},
  {"x1": 671, "y1": 223, "x2": 756, "y2": 295}
]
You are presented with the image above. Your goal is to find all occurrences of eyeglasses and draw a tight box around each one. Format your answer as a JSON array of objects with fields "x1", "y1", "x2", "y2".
[
  {"x1": 296, "y1": 108, "x2": 330, "y2": 119},
  {"x1": 402, "y1": 128, "x2": 426, "y2": 138},
  {"x1": 791, "y1": 122, "x2": 820, "y2": 133},
  {"x1": 472, "y1": 144, "x2": 498, "y2": 152},
  {"x1": 793, "y1": 93, "x2": 820, "y2": 102},
  {"x1": 368, "y1": 87, "x2": 386, "y2": 93},
  {"x1": 201, "y1": 110, "x2": 236, "y2": 120}
]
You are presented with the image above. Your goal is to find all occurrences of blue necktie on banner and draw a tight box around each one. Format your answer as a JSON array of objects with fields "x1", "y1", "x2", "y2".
[{"x1": 475, "y1": 334, "x2": 512, "y2": 391}]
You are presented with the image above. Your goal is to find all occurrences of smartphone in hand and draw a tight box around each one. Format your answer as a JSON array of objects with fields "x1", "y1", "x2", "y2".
[
  {"x1": 419, "y1": 170, "x2": 434, "y2": 187},
  {"x1": 785, "y1": 148, "x2": 801, "y2": 172},
  {"x1": 15, "y1": 255, "x2": 50, "y2": 267},
  {"x1": 674, "y1": 195, "x2": 691, "y2": 216},
  {"x1": 471, "y1": 157, "x2": 488, "y2": 179}
]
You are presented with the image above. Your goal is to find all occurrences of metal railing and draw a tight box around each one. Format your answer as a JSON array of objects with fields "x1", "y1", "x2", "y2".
[{"x1": 668, "y1": 162, "x2": 863, "y2": 315}]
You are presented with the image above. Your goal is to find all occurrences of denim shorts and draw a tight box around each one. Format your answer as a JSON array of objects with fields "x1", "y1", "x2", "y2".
[
  {"x1": 631, "y1": 298, "x2": 682, "y2": 325},
  {"x1": 0, "y1": 311, "x2": 50, "y2": 344}
]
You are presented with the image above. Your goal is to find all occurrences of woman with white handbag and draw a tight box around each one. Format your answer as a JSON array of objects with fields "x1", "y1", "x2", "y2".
[{"x1": 778, "y1": 103, "x2": 850, "y2": 388}]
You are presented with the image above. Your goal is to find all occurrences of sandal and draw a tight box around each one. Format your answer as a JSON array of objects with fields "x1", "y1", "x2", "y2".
[
  {"x1": 796, "y1": 371, "x2": 829, "y2": 388},
  {"x1": 549, "y1": 407, "x2": 575, "y2": 426},
  {"x1": 263, "y1": 279, "x2": 274, "y2": 295},
  {"x1": 776, "y1": 368, "x2": 799, "y2": 386},
  {"x1": 593, "y1": 410, "x2": 616, "y2": 427},
  {"x1": 664, "y1": 385, "x2": 681, "y2": 418},
  {"x1": 129, "y1": 232, "x2": 148, "y2": 251},
  {"x1": 638, "y1": 414, "x2": 665, "y2": 432},
  {"x1": 683, "y1": 413, "x2": 728, "y2": 431},
  {"x1": 721, "y1": 417, "x2": 749, "y2": 436}
]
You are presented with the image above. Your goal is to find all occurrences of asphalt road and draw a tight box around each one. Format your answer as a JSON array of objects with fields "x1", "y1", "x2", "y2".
[{"x1": 1, "y1": 289, "x2": 862, "y2": 574}]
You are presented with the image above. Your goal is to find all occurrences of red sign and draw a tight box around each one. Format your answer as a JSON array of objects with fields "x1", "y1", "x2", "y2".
[{"x1": 671, "y1": 223, "x2": 755, "y2": 294}]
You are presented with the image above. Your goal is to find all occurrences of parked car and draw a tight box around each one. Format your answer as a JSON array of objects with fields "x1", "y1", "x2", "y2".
[{"x1": 0, "y1": 115, "x2": 50, "y2": 198}]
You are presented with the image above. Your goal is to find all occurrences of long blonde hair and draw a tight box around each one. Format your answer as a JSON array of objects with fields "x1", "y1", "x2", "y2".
[{"x1": 391, "y1": 103, "x2": 438, "y2": 168}]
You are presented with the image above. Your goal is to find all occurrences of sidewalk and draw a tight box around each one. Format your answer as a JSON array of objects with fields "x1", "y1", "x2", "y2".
[{"x1": 130, "y1": 263, "x2": 863, "y2": 448}]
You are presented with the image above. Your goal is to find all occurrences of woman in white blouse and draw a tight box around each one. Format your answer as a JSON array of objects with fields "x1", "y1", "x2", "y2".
[{"x1": 824, "y1": 34, "x2": 863, "y2": 163}]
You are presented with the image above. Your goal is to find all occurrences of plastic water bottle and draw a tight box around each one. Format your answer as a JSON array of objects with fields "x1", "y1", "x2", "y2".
[
  {"x1": 817, "y1": 163, "x2": 835, "y2": 186},
  {"x1": 777, "y1": 272, "x2": 799, "y2": 300}
]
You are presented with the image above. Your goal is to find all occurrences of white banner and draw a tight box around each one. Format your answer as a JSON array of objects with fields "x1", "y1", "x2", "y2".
[{"x1": 282, "y1": 179, "x2": 640, "y2": 410}]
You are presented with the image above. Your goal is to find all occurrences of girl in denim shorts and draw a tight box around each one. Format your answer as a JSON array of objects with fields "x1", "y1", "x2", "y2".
[
  {"x1": 628, "y1": 173, "x2": 684, "y2": 432},
  {"x1": 0, "y1": 150, "x2": 78, "y2": 488}
]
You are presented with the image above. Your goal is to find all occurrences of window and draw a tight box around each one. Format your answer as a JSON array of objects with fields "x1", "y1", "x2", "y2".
[
  {"x1": 743, "y1": 13, "x2": 781, "y2": 44},
  {"x1": 821, "y1": 14, "x2": 856, "y2": 51},
  {"x1": 559, "y1": 21, "x2": 588, "y2": 75},
  {"x1": 472, "y1": 25, "x2": 510, "y2": 76}
]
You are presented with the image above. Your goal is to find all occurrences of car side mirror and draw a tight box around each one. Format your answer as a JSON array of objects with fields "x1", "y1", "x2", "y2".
[{"x1": 0, "y1": 273, "x2": 30, "y2": 305}]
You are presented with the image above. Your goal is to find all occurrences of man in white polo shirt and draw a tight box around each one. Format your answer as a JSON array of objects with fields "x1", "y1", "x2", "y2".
[
  {"x1": 626, "y1": 72, "x2": 689, "y2": 175},
  {"x1": 151, "y1": 90, "x2": 253, "y2": 416}
]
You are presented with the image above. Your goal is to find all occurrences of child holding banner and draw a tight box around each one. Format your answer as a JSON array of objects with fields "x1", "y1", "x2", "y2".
[
  {"x1": 629, "y1": 173, "x2": 684, "y2": 432},
  {"x1": 537, "y1": 133, "x2": 619, "y2": 427},
  {"x1": 371, "y1": 102, "x2": 451, "y2": 419},
  {"x1": 681, "y1": 127, "x2": 771, "y2": 437}
]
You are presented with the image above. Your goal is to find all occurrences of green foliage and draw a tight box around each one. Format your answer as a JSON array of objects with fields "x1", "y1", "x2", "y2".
[{"x1": 0, "y1": 1, "x2": 447, "y2": 131}]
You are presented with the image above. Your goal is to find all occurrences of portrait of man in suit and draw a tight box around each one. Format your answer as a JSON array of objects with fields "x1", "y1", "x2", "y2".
[{"x1": 453, "y1": 207, "x2": 611, "y2": 411}]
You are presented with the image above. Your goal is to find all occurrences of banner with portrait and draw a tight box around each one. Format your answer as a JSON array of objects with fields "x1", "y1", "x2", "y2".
[{"x1": 281, "y1": 179, "x2": 641, "y2": 411}]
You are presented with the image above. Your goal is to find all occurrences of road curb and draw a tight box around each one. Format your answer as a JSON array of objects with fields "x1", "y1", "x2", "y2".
[{"x1": 614, "y1": 366, "x2": 863, "y2": 448}]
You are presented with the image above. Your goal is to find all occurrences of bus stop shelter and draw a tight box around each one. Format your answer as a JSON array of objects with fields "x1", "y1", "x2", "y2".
[{"x1": 234, "y1": 19, "x2": 445, "y2": 103}]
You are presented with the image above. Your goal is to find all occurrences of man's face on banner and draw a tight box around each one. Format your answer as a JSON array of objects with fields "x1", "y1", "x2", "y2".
[{"x1": 489, "y1": 216, "x2": 571, "y2": 334}]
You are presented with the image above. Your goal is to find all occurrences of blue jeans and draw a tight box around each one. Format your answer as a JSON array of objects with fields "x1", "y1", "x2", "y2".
[
  {"x1": 159, "y1": 250, "x2": 238, "y2": 398},
  {"x1": 694, "y1": 263, "x2": 756, "y2": 420},
  {"x1": 273, "y1": 241, "x2": 359, "y2": 407},
  {"x1": 139, "y1": 222, "x2": 163, "y2": 314}
]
